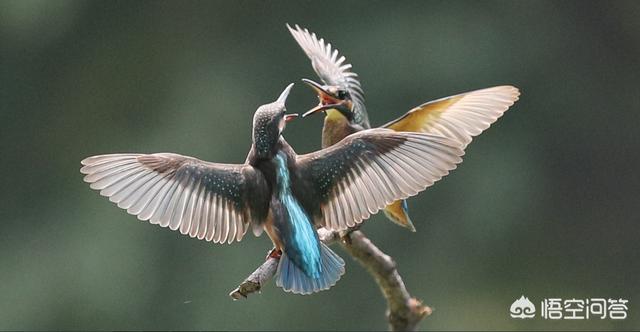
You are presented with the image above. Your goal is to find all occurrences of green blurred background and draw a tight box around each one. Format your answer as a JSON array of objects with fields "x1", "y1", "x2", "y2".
[{"x1": 1, "y1": 0, "x2": 639, "y2": 330}]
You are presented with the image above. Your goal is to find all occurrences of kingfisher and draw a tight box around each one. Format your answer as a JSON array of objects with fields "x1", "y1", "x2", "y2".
[
  {"x1": 80, "y1": 83, "x2": 464, "y2": 295},
  {"x1": 288, "y1": 24, "x2": 520, "y2": 232}
]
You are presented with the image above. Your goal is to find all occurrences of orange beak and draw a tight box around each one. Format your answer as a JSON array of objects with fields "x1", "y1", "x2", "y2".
[{"x1": 301, "y1": 79, "x2": 344, "y2": 117}]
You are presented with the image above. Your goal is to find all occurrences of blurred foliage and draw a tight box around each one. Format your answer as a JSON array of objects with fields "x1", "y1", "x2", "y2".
[{"x1": 1, "y1": 0, "x2": 639, "y2": 330}]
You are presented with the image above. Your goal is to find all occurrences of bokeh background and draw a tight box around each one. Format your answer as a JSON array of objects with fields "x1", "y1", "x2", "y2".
[{"x1": 1, "y1": 0, "x2": 639, "y2": 330}]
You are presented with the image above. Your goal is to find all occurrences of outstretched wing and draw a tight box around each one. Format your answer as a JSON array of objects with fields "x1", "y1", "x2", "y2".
[
  {"x1": 384, "y1": 86, "x2": 520, "y2": 148},
  {"x1": 295, "y1": 129, "x2": 464, "y2": 231},
  {"x1": 80, "y1": 153, "x2": 269, "y2": 244},
  {"x1": 287, "y1": 24, "x2": 370, "y2": 128}
]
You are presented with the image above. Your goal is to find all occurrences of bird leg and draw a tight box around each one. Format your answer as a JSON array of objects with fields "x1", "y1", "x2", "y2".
[
  {"x1": 341, "y1": 233, "x2": 353, "y2": 245},
  {"x1": 340, "y1": 224, "x2": 361, "y2": 244},
  {"x1": 266, "y1": 248, "x2": 282, "y2": 260}
]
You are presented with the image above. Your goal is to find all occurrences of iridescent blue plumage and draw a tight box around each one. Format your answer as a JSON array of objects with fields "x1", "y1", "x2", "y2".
[
  {"x1": 272, "y1": 152, "x2": 345, "y2": 294},
  {"x1": 274, "y1": 152, "x2": 322, "y2": 278}
]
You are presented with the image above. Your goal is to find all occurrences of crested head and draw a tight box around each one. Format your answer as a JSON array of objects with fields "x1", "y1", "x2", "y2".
[{"x1": 252, "y1": 83, "x2": 296, "y2": 159}]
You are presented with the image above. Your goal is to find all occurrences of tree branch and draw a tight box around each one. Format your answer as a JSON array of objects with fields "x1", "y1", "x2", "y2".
[
  {"x1": 341, "y1": 230, "x2": 431, "y2": 330},
  {"x1": 228, "y1": 228, "x2": 431, "y2": 331},
  {"x1": 228, "y1": 228, "x2": 336, "y2": 300}
]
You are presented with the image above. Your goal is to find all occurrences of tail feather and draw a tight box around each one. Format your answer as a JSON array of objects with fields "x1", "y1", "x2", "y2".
[
  {"x1": 276, "y1": 242, "x2": 345, "y2": 295},
  {"x1": 383, "y1": 199, "x2": 416, "y2": 232}
]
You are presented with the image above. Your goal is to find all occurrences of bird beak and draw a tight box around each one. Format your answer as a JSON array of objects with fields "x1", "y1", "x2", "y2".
[
  {"x1": 301, "y1": 78, "x2": 344, "y2": 117},
  {"x1": 284, "y1": 113, "x2": 299, "y2": 123},
  {"x1": 302, "y1": 78, "x2": 330, "y2": 97},
  {"x1": 302, "y1": 104, "x2": 329, "y2": 118},
  {"x1": 277, "y1": 83, "x2": 295, "y2": 105}
]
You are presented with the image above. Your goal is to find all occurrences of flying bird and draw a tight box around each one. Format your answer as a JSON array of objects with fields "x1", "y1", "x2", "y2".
[
  {"x1": 288, "y1": 24, "x2": 520, "y2": 232},
  {"x1": 80, "y1": 84, "x2": 464, "y2": 295}
]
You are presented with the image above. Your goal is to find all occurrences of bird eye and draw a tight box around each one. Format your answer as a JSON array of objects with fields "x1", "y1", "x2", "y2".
[{"x1": 337, "y1": 90, "x2": 348, "y2": 99}]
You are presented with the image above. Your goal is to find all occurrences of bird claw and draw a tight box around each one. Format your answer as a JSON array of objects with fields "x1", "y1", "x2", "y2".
[
  {"x1": 340, "y1": 227, "x2": 358, "y2": 244},
  {"x1": 266, "y1": 248, "x2": 282, "y2": 260}
]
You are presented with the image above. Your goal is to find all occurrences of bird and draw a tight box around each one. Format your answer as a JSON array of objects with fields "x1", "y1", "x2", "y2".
[
  {"x1": 287, "y1": 24, "x2": 520, "y2": 232},
  {"x1": 80, "y1": 83, "x2": 465, "y2": 295}
]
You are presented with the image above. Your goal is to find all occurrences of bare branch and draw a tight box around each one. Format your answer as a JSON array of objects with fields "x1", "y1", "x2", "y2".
[
  {"x1": 229, "y1": 228, "x2": 431, "y2": 330},
  {"x1": 229, "y1": 256, "x2": 279, "y2": 300},
  {"x1": 342, "y1": 230, "x2": 431, "y2": 331}
]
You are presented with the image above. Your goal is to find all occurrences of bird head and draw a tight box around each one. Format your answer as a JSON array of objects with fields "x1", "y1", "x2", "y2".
[
  {"x1": 252, "y1": 83, "x2": 298, "y2": 158},
  {"x1": 301, "y1": 78, "x2": 354, "y2": 121}
]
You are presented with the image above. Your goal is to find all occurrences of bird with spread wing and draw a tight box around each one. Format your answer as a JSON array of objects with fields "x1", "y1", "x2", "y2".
[
  {"x1": 288, "y1": 24, "x2": 520, "y2": 232},
  {"x1": 80, "y1": 84, "x2": 464, "y2": 295}
]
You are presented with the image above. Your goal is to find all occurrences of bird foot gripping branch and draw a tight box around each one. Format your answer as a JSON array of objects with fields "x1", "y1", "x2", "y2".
[{"x1": 266, "y1": 248, "x2": 282, "y2": 260}]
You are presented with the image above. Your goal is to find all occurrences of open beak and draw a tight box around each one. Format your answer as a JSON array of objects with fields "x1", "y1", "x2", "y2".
[
  {"x1": 302, "y1": 104, "x2": 332, "y2": 118},
  {"x1": 302, "y1": 78, "x2": 330, "y2": 97},
  {"x1": 284, "y1": 113, "x2": 299, "y2": 123},
  {"x1": 301, "y1": 78, "x2": 344, "y2": 118}
]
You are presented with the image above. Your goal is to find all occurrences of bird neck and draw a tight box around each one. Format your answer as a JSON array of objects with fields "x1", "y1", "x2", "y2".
[
  {"x1": 322, "y1": 109, "x2": 357, "y2": 148},
  {"x1": 325, "y1": 108, "x2": 348, "y2": 122},
  {"x1": 249, "y1": 136, "x2": 288, "y2": 164}
]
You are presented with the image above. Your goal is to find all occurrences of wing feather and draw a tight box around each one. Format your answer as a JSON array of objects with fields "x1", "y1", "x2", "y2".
[
  {"x1": 296, "y1": 129, "x2": 464, "y2": 231},
  {"x1": 190, "y1": 184, "x2": 205, "y2": 238},
  {"x1": 385, "y1": 86, "x2": 520, "y2": 148},
  {"x1": 81, "y1": 153, "x2": 268, "y2": 244}
]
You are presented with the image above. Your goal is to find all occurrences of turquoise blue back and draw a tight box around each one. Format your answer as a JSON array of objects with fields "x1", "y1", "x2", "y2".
[{"x1": 273, "y1": 153, "x2": 345, "y2": 294}]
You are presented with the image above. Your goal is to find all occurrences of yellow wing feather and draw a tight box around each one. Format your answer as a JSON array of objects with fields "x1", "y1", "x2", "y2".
[{"x1": 384, "y1": 86, "x2": 520, "y2": 147}]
